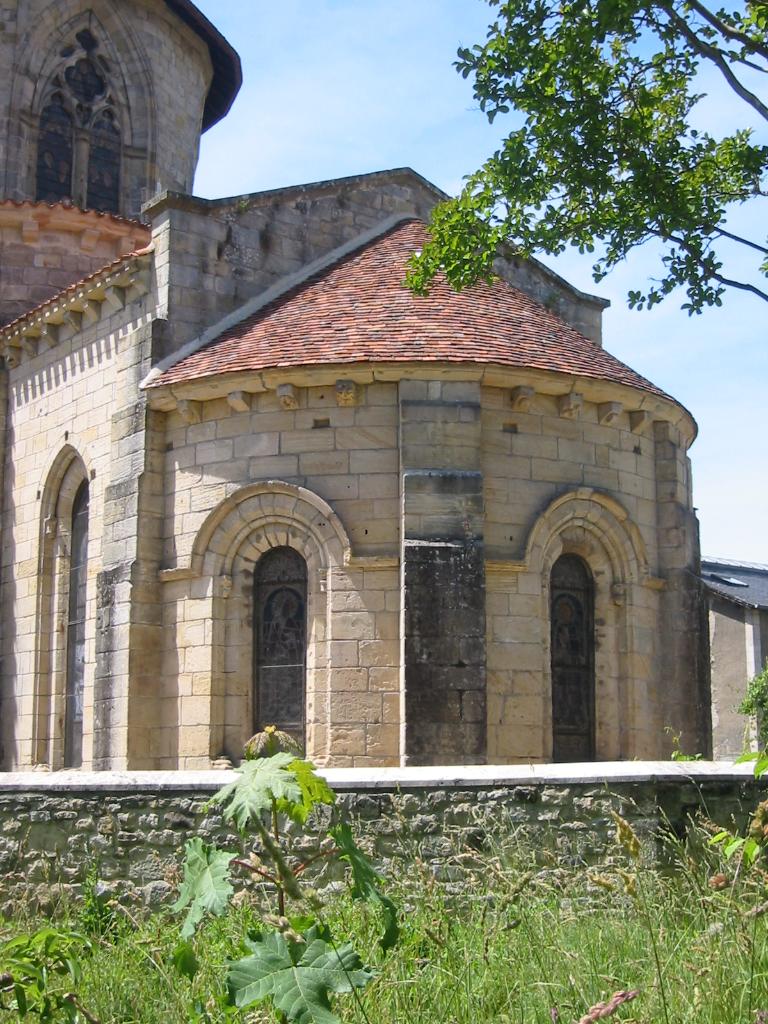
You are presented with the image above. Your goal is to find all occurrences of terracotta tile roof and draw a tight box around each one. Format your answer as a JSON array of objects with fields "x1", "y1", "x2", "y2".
[
  {"x1": 152, "y1": 219, "x2": 669, "y2": 399},
  {"x1": 0, "y1": 198, "x2": 147, "y2": 231}
]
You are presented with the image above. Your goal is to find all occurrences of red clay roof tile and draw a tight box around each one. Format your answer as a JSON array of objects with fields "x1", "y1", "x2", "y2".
[{"x1": 152, "y1": 219, "x2": 669, "y2": 399}]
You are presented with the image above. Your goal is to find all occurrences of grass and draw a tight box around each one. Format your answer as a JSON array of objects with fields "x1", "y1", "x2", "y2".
[{"x1": 1, "y1": 818, "x2": 767, "y2": 1024}]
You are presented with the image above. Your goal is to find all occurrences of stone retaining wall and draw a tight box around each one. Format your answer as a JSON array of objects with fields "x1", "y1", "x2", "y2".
[{"x1": 0, "y1": 762, "x2": 764, "y2": 912}]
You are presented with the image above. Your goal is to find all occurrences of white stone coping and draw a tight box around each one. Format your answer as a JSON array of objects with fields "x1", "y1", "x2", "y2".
[{"x1": 0, "y1": 761, "x2": 761, "y2": 794}]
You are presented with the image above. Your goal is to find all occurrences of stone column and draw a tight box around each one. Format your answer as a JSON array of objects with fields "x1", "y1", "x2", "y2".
[
  {"x1": 399, "y1": 380, "x2": 486, "y2": 765},
  {"x1": 93, "y1": 321, "x2": 166, "y2": 769},
  {"x1": 653, "y1": 420, "x2": 711, "y2": 757}
]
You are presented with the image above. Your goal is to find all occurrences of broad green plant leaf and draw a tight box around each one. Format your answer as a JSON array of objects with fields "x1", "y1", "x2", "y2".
[
  {"x1": 228, "y1": 923, "x2": 373, "y2": 1024},
  {"x1": 279, "y1": 759, "x2": 336, "y2": 825},
  {"x1": 211, "y1": 752, "x2": 301, "y2": 829},
  {"x1": 173, "y1": 837, "x2": 235, "y2": 938},
  {"x1": 330, "y1": 822, "x2": 399, "y2": 951}
]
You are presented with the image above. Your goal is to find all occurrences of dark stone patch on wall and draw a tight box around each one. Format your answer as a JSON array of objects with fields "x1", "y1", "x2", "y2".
[
  {"x1": 93, "y1": 564, "x2": 130, "y2": 767},
  {"x1": 403, "y1": 539, "x2": 486, "y2": 765}
]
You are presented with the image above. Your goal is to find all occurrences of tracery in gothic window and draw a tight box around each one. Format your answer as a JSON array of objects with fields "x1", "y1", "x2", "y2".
[
  {"x1": 35, "y1": 31, "x2": 121, "y2": 212},
  {"x1": 254, "y1": 547, "x2": 307, "y2": 748}
]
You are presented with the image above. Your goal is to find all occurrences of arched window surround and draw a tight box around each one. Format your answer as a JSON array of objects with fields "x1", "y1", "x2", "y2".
[
  {"x1": 175, "y1": 482, "x2": 352, "y2": 766},
  {"x1": 33, "y1": 446, "x2": 93, "y2": 769},
  {"x1": 525, "y1": 489, "x2": 655, "y2": 762}
]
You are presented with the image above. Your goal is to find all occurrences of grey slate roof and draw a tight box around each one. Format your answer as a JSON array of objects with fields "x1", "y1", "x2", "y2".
[{"x1": 702, "y1": 558, "x2": 768, "y2": 610}]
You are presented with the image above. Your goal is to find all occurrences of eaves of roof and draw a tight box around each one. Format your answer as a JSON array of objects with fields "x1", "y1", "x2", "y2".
[{"x1": 162, "y1": 0, "x2": 242, "y2": 130}]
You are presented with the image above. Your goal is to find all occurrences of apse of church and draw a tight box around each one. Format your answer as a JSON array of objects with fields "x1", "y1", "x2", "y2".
[{"x1": 0, "y1": 1, "x2": 711, "y2": 772}]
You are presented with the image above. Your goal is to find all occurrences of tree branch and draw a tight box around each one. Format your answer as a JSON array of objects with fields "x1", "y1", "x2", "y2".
[
  {"x1": 668, "y1": 233, "x2": 768, "y2": 300},
  {"x1": 713, "y1": 227, "x2": 768, "y2": 255},
  {"x1": 708, "y1": 270, "x2": 768, "y2": 301},
  {"x1": 663, "y1": 5, "x2": 768, "y2": 122},
  {"x1": 682, "y1": 0, "x2": 768, "y2": 63}
]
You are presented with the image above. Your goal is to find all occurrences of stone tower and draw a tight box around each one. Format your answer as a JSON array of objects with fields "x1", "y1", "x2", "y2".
[{"x1": 0, "y1": 0, "x2": 241, "y2": 323}]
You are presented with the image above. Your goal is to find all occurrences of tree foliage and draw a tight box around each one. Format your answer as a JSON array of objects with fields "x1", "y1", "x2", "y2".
[{"x1": 407, "y1": 0, "x2": 768, "y2": 312}]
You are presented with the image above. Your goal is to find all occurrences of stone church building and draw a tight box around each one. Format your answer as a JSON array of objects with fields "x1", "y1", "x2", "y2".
[{"x1": 0, "y1": 0, "x2": 711, "y2": 772}]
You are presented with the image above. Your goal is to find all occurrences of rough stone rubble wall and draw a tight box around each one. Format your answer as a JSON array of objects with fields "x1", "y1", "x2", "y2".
[{"x1": 0, "y1": 766, "x2": 761, "y2": 911}]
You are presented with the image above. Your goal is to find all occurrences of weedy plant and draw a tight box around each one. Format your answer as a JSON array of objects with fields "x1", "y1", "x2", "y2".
[
  {"x1": 172, "y1": 726, "x2": 399, "y2": 1024},
  {"x1": 0, "y1": 929, "x2": 96, "y2": 1023},
  {"x1": 739, "y1": 662, "x2": 768, "y2": 748}
]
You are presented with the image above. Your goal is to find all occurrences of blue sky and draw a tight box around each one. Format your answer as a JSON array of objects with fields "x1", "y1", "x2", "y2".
[{"x1": 192, "y1": 0, "x2": 767, "y2": 563}]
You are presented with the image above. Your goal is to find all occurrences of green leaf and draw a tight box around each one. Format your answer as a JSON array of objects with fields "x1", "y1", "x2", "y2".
[
  {"x1": 735, "y1": 749, "x2": 768, "y2": 778},
  {"x1": 172, "y1": 939, "x2": 200, "y2": 980},
  {"x1": 330, "y1": 823, "x2": 399, "y2": 951},
  {"x1": 173, "y1": 837, "x2": 235, "y2": 938},
  {"x1": 723, "y1": 837, "x2": 746, "y2": 860},
  {"x1": 228, "y1": 924, "x2": 374, "y2": 1024},
  {"x1": 211, "y1": 753, "x2": 302, "y2": 829},
  {"x1": 279, "y1": 760, "x2": 336, "y2": 825},
  {"x1": 743, "y1": 837, "x2": 761, "y2": 866}
]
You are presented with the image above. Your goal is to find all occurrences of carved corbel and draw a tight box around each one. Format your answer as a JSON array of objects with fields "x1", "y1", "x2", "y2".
[
  {"x1": 598, "y1": 401, "x2": 623, "y2": 426},
  {"x1": 511, "y1": 385, "x2": 535, "y2": 412},
  {"x1": 558, "y1": 392, "x2": 583, "y2": 419},
  {"x1": 629, "y1": 410, "x2": 651, "y2": 433},
  {"x1": 277, "y1": 383, "x2": 299, "y2": 410},
  {"x1": 227, "y1": 390, "x2": 251, "y2": 413},
  {"x1": 177, "y1": 399, "x2": 202, "y2": 425},
  {"x1": 335, "y1": 379, "x2": 359, "y2": 407},
  {"x1": 102, "y1": 284, "x2": 127, "y2": 312}
]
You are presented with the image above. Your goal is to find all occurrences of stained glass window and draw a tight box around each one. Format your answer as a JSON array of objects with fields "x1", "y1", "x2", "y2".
[
  {"x1": 64, "y1": 480, "x2": 89, "y2": 768},
  {"x1": 87, "y1": 110, "x2": 120, "y2": 212},
  {"x1": 254, "y1": 548, "x2": 307, "y2": 747},
  {"x1": 550, "y1": 554, "x2": 595, "y2": 762},
  {"x1": 36, "y1": 95, "x2": 73, "y2": 203}
]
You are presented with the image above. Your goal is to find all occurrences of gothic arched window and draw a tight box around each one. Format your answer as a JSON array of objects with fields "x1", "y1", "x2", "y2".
[
  {"x1": 35, "y1": 34, "x2": 121, "y2": 212},
  {"x1": 64, "y1": 480, "x2": 89, "y2": 768},
  {"x1": 254, "y1": 547, "x2": 307, "y2": 747},
  {"x1": 550, "y1": 554, "x2": 595, "y2": 762}
]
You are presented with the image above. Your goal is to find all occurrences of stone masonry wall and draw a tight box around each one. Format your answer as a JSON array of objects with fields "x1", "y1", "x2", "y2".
[
  {"x1": 0, "y1": 283, "x2": 154, "y2": 770},
  {"x1": 0, "y1": 763, "x2": 763, "y2": 911}
]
